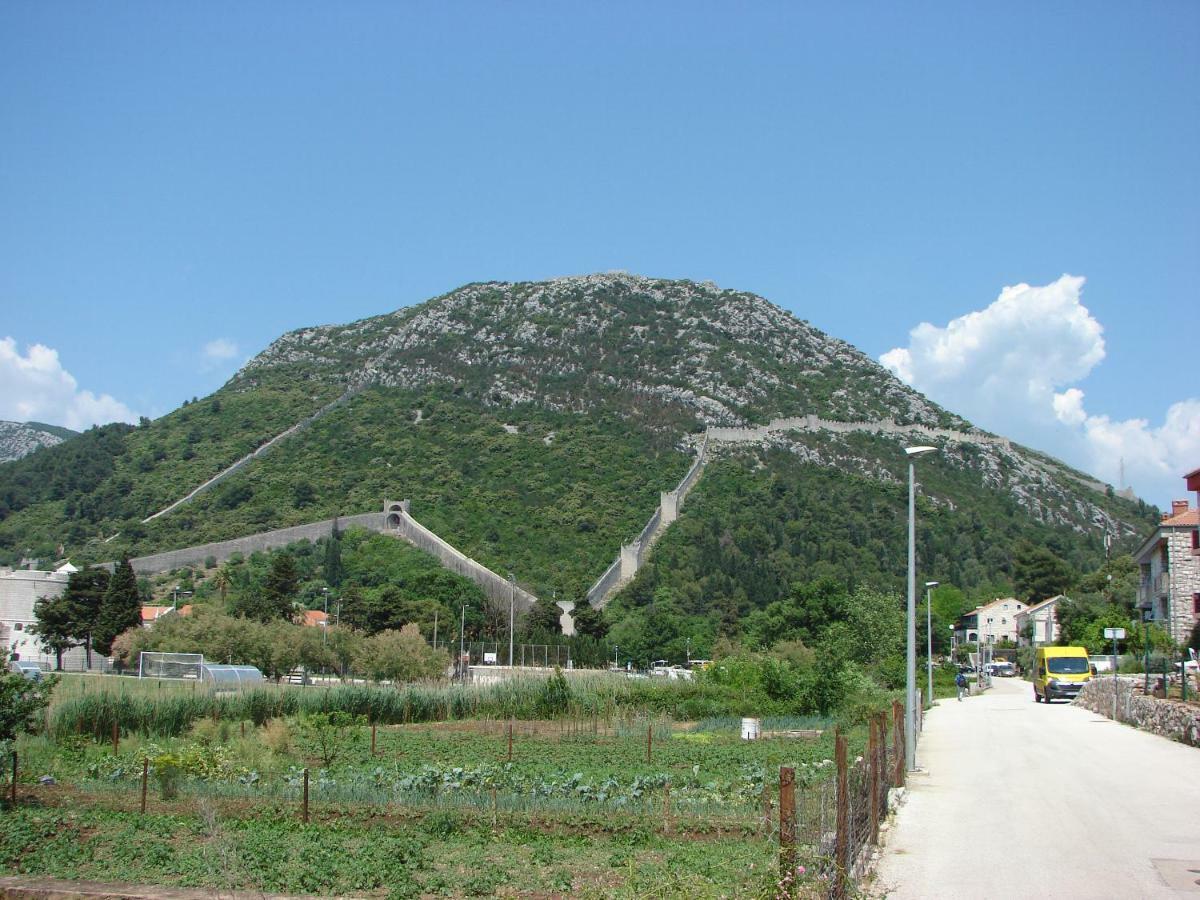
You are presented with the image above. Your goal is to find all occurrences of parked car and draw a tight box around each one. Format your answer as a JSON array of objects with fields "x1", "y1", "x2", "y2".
[
  {"x1": 990, "y1": 662, "x2": 1016, "y2": 677},
  {"x1": 8, "y1": 660, "x2": 43, "y2": 681}
]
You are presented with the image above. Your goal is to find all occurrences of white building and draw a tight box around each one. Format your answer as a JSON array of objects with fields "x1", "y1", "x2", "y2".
[
  {"x1": 0, "y1": 564, "x2": 90, "y2": 670},
  {"x1": 954, "y1": 597, "x2": 1028, "y2": 646},
  {"x1": 1014, "y1": 595, "x2": 1065, "y2": 646}
]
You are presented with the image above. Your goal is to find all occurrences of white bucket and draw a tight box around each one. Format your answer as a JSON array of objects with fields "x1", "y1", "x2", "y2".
[{"x1": 740, "y1": 717, "x2": 761, "y2": 740}]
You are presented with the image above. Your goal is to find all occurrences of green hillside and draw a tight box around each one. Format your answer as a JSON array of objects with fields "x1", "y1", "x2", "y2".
[{"x1": 0, "y1": 274, "x2": 1158, "y2": 641}]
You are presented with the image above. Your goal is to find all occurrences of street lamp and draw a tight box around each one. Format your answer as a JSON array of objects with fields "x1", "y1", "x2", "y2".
[
  {"x1": 614, "y1": 644, "x2": 619, "y2": 670},
  {"x1": 508, "y1": 573, "x2": 516, "y2": 668},
  {"x1": 322, "y1": 587, "x2": 329, "y2": 647},
  {"x1": 905, "y1": 444, "x2": 938, "y2": 772},
  {"x1": 925, "y1": 581, "x2": 939, "y2": 706}
]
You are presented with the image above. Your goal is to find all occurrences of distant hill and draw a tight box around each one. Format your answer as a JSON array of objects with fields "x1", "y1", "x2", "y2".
[
  {"x1": 0, "y1": 420, "x2": 77, "y2": 463},
  {"x1": 0, "y1": 274, "x2": 1158, "y2": 617}
]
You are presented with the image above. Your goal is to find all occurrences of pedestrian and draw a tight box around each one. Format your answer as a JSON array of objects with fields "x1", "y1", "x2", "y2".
[{"x1": 955, "y1": 669, "x2": 968, "y2": 701}]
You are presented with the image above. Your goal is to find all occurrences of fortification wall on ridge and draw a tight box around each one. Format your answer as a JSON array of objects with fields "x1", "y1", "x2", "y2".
[
  {"x1": 387, "y1": 506, "x2": 537, "y2": 611},
  {"x1": 130, "y1": 511, "x2": 383, "y2": 575},
  {"x1": 142, "y1": 389, "x2": 358, "y2": 523}
]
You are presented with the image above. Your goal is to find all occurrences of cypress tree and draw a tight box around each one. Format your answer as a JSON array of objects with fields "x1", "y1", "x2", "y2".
[
  {"x1": 263, "y1": 552, "x2": 300, "y2": 621},
  {"x1": 93, "y1": 555, "x2": 141, "y2": 656},
  {"x1": 323, "y1": 522, "x2": 344, "y2": 587}
]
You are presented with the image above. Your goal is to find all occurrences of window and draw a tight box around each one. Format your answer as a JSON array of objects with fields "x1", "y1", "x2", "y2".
[
  {"x1": 13, "y1": 623, "x2": 22, "y2": 631},
  {"x1": 1194, "y1": 594, "x2": 1200, "y2": 615}
]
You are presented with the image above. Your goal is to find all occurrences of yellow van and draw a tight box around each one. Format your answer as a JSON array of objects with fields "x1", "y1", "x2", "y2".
[{"x1": 1032, "y1": 646, "x2": 1091, "y2": 703}]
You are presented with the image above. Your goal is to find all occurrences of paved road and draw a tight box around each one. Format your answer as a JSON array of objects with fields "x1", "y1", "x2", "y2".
[{"x1": 873, "y1": 676, "x2": 1200, "y2": 899}]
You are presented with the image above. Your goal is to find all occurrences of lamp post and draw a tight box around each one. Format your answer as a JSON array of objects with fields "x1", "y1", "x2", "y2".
[
  {"x1": 905, "y1": 445, "x2": 938, "y2": 772},
  {"x1": 614, "y1": 644, "x2": 619, "y2": 670},
  {"x1": 322, "y1": 588, "x2": 329, "y2": 647},
  {"x1": 925, "y1": 581, "x2": 939, "y2": 706}
]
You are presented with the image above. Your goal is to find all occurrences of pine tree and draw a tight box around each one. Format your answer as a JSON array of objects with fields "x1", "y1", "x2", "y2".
[
  {"x1": 93, "y1": 555, "x2": 142, "y2": 656},
  {"x1": 571, "y1": 602, "x2": 608, "y2": 640},
  {"x1": 262, "y1": 552, "x2": 300, "y2": 621}
]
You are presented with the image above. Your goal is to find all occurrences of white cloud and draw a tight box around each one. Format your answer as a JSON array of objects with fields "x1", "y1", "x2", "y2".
[
  {"x1": 202, "y1": 338, "x2": 239, "y2": 363},
  {"x1": 0, "y1": 337, "x2": 137, "y2": 431},
  {"x1": 882, "y1": 276, "x2": 1200, "y2": 507}
]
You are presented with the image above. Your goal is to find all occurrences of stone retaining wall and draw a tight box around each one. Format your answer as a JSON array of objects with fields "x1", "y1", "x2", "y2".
[{"x1": 1075, "y1": 677, "x2": 1200, "y2": 746}]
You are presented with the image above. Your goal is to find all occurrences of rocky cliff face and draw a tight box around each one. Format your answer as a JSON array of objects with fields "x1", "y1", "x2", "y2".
[
  {"x1": 0, "y1": 421, "x2": 73, "y2": 463},
  {"x1": 234, "y1": 273, "x2": 963, "y2": 430}
]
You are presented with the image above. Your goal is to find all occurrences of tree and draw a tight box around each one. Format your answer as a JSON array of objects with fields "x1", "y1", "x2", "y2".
[
  {"x1": 1012, "y1": 542, "x2": 1075, "y2": 604},
  {"x1": 523, "y1": 598, "x2": 564, "y2": 638},
  {"x1": 323, "y1": 526, "x2": 344, "y2": 588},
  {"x1": 571, "y1": 602, "x2": 608, "y2": 640},
  {"x1": 93, "y1": 555, "x2": 141, "y2": 656},
  {"x1": 30, "y1": 594, "x2": 77, "y2": 670},
  {"x1": 212, "y1": 565, "x2": 233, "y2": 605},
  {"x1": 231, "y1": 552, "x2": 300, "y2": 622},
  {"x1": 0, "y1": 672, "x2": 56, "y2": 748},
  {"x1": 352, "y1": 624, "x2": 448, "y2": 682}
]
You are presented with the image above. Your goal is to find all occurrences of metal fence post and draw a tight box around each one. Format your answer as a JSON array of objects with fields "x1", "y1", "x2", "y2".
[
  {"x1": 9, "y1": 751, "x2": 16, "y2": 805},
  {"x1": 140, "y1": 758, "x2": 148, "y2": 814},
  {"x1": 779, "y1": 766, "x2": 796, "y2": 881},
  {"x1": 835, "y1": 729, "x2": 849, "y2": 899},
  {"x1": 868, "y1": 716, "x2": 880, "y2": 844}
]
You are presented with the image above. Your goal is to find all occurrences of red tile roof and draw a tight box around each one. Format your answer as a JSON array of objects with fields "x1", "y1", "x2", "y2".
[
  {"x1": 301, "y1": 609, "x2": 328, "y2": 627},
  {"x1": 1161, "y1": 509, "x2": 1199, "y2": 527}
]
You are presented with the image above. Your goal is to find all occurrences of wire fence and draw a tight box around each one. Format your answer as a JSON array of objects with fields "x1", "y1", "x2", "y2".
[{"x1": 10, "y1": 697, "x2": 921, "y2": 899}]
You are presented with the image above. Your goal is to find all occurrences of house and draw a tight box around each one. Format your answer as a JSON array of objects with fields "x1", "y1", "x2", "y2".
[
  {"x1": 954, "y1": 597, "x2": 1029, "y2": 646},
  {"x1": 1014, "y1": 595, "x2": 1066, "y2": 646},
  {"x1": 140, "y1": 603, "x2": 194, "y2": 626},
  {"x1": 1135, "y1": 492, "x2": 1200, "y2": 647},
  {"x1": 300, "y1": 609, "x2": 328, "y2": 628},
  {"x1": 0, "y1": 563, "x2": 91, "y2": 670}
]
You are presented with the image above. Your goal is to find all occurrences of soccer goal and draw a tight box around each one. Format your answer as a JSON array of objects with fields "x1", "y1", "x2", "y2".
[{"x1": 138, "y1": 651, "x2": 204, "y2": 680}]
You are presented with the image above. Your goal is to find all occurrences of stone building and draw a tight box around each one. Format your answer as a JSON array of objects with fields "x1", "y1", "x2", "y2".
[
  {"x1": 1014, "y1": 595, "x2": 1066, "y2": 646},
  {"x1": 1136, "y1": 490, "x2": 1200, "y2": 647},
  {"x1": 0, "y1": 563, "x2": 91, "y2": 670},
  {"x1": 954, "y1": 597, "x2": 1028, "y2": 646}
]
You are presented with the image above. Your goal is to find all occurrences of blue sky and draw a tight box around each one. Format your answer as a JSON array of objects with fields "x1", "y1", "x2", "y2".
[{"x1": 1, "y1": 2, "x2": 1197, "y2": 507}]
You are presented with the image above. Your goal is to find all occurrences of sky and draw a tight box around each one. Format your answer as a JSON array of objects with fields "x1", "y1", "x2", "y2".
[{"x1": 1, "y1": 2, "x2": 1197, "y2": 508}]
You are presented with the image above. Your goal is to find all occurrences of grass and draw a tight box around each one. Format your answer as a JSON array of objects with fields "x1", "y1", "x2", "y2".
[{"x1": 49, "y1": 671, "x2": 836, "y2": 741}]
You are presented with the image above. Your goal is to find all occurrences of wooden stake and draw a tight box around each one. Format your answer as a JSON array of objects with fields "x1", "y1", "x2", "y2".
[
  {"x1": 240, "y1": 720, "x2": 246, "y2": 739},
  {"x1": 662, "y1": 781, "x2": 671, "y2": 834},
  {"x1": 646, "y1": 722, "x2": 652, "y2": 764},
  {"x1": 140, "y1": 759, "x2": 148, "y2": 814},
  {"x1": 371, "y1": 723, "x2": 377, "y2": 756},
  {"x1": 835, "y1": 728, "x2": 849, "y2": 900},
  {"x1": 112, "y1": 720, "x2": 119, "y2": 753},
  {"x1": 507, "y1": 720, "x2": 513, "y2": 762},
  {"x1": 9, "y1": 751, "x2": 16, "y2": 805},
  {"x1": 779, "y1": 766, "x2": 796, "y2": 881},
  {"x1": 302, "y1": 768, "x2": 310, "y2": 824}
]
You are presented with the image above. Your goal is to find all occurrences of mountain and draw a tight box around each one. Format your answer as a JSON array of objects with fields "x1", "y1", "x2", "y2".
[
  {"x1": 0, "y1": 420, "x2": 77, "y2": 463},
  {"x1": 0, "y1": 274, "x2": 1157, "y2": 616}
]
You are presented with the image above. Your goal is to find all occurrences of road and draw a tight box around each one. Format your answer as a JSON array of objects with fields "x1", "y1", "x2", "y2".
[{"x1": 872, "y1": 675, "x2": 1200, "y2": 899}]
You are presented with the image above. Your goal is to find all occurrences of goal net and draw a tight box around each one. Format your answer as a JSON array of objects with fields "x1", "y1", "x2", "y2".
[{"x1": 138, "y1": 651, "x2": 204, "y2": 680}]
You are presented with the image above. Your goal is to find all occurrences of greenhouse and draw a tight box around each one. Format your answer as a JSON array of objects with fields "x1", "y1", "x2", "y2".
[{"x1": 200, "y1": 664, "x2": 264, "y2": 686}]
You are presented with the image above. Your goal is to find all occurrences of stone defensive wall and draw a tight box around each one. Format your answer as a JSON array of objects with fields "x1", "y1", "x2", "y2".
[
  {"x1": 384, "y1": 501, "x2": 537, "y2": 612},
  {"x1": 1076, "y1": 677, "x2": 1200, "y2": 745},
  {"x1": 142, "y1": 388, "x2": 358, "y2": 523},
  {"x1": 705, "y1": 414, "x2": 1010, "y2": 448},
  {"x1": 128, "y1": 501, "x2": 537, "y2": 612},
  {"x1": 586, "y1": 432, "x2": 709, "y2": 609},
  {"x1": 129, "y1": 511, "x2": 386, "y2": 575}
]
